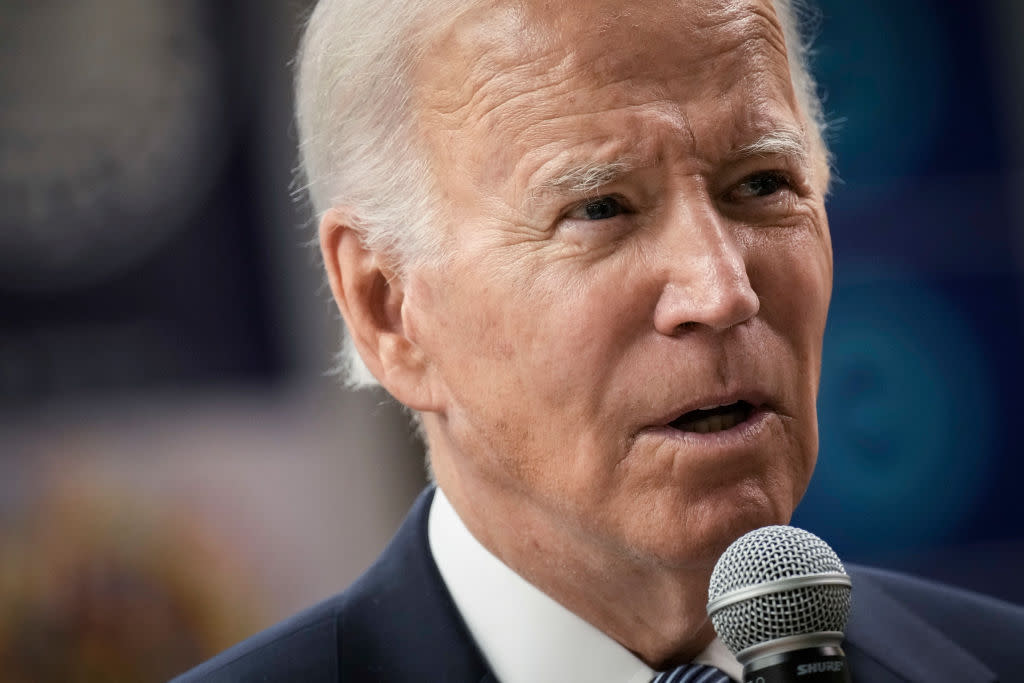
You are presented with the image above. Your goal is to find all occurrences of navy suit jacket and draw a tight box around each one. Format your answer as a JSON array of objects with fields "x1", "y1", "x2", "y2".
[{"x1": 172, "y1": 488, "x2": 1024, "y2": 682}]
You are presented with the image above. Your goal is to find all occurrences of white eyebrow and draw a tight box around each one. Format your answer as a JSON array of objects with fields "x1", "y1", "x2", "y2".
[
  {"x1": 733, "y1": 128, "x2": 810, "y2": 165},
  {"x1": 536, "y1": 159, "x2": 637, "y2": 196},
  {"x1": 532, "y1": 128, "x2": 808, "y2": 200}
]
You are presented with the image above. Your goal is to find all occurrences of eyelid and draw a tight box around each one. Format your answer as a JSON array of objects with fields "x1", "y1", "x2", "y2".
[
  {"x1": 745, "y1": 169, "x2": 791, "y2": 189},
  {"x1": 563, "y1": 193, "x2": 633, "y2": 220},
  {"x1": 725, "y1": 168, "x2": 799, "y2": 201}
]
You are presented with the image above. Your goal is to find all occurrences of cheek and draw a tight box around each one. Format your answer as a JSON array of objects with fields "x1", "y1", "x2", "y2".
[
  {"x1": 462, "y1": 256, "x2": 647, "y2": 379},
  {"x1": 748, "y1": 229, "x2": 832, "y2": 347},
  {"x1": 744, "y1": 228, "x2": 830, "y2": 461},
  {"x1": 775, "y1": 234, "x2": 830, "y2": 484},
  {"x1": 414, "y1": 251, "x2": 657, "y2": 481},
  {"x1": 409, "y1": 259, "x2": 569, "y2": 421}
]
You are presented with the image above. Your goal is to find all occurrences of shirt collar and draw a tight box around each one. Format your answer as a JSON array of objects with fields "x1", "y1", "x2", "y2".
[{"x1": 428, "y1": 487, "x2": 741, "y2": 683}]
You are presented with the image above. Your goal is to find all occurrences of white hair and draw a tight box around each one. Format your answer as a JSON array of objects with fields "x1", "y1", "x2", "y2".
[{"x1": 294, "y1": 0, "x2": 830, "y2": 389}]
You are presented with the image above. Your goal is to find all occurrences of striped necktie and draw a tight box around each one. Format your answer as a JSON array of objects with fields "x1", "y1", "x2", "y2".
[{"x1": 651, "y1": 663, "x2": 732, "y2": 683}]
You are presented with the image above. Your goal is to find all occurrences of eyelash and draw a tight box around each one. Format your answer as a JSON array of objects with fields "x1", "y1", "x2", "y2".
[
  {"x1": 566, "y1": 194, "x2": 632, "y2": 221},
  {"x1": 561, "y1": 170, "x2": 795, "y2": 223},
  {"x1": 729, "y1": 170, "x2": 794, "y2": 201}
]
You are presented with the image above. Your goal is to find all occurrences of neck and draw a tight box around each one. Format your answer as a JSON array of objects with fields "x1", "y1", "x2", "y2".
[{"x1": 428, "y1": 432, "x2": 718, "y2": 668}]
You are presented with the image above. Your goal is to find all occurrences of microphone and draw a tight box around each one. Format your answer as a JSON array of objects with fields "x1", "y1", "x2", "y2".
[{"x1": 706, "y1": 525, "x2": 853, "y2": 682}]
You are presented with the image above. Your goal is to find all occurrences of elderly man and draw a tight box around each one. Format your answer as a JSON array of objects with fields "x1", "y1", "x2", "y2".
[{"x1": 174, "y1": 0, "x2": 1024, "y2": 681}]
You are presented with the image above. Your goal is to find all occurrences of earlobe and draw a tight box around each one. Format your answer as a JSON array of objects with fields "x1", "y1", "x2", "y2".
[{"x1": 318, "y1": 210, "x2": 439, "y2": 411}]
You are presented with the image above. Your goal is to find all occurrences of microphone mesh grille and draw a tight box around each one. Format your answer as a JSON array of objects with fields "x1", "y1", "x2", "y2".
[{"x1": 707, "y1": 525, "x2": 852, "y2": 655}]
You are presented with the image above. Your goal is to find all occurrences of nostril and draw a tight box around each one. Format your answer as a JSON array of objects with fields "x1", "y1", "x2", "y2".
[{"x1": 676, "y1": 321, "x2": 700, "y2": 334}]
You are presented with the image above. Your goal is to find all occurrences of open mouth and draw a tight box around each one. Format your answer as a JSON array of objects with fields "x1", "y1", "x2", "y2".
[{"x1": 668, "y1": 401, "x2": 755, "y2": 434}]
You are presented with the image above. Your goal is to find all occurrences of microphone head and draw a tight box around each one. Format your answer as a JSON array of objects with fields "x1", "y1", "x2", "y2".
[{"x1": 706, "y1": 525, "x2": 852, "y2": 657}]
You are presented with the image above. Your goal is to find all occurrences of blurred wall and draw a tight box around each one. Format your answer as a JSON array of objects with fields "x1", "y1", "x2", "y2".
[{"x1": 0, "y1": 1, "x2": 426, "y2": 678}]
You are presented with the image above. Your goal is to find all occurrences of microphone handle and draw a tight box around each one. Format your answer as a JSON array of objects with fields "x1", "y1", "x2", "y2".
[{"x1": 743, "y1": 645, "x2": 851, "y2": 683}]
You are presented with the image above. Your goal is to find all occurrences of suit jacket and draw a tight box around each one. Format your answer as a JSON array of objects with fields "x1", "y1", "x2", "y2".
[{"x1": 171, "y1": 487, "x2": 1024, "y2": 682}]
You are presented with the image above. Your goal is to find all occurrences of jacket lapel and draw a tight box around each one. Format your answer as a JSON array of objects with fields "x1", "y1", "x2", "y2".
[
  {"x1": 844, "y1": 567, "x2": 996, "y2": 682},
  {"x1": 336, "y1": 487, "x2": 496, "y2": 682}
]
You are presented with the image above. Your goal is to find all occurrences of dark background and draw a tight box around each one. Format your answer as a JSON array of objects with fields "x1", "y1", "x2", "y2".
[{"x1": 791, "y1": 0, "x2": 1024, "y2": 594}]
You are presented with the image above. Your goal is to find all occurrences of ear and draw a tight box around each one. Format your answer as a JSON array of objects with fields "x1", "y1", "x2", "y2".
[{"x1": 319, "y1": 210, "x2": 439, "y2": 411}]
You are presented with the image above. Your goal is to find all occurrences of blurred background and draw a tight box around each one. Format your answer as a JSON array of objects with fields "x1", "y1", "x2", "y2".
[{"x1": 0, "y1": 0, "x2": 1021, "y2": 680}]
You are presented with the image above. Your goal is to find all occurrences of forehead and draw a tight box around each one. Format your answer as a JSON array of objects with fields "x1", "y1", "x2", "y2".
[
  {"x1": 415, "y1": 0, "x2": 800, "y2": 194},
  {"x1": 421, "y1": 0, "x2": 789, "y2": 82}
]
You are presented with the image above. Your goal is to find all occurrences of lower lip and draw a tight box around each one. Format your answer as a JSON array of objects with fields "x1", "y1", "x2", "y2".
[{"x1": 642, "y1": 407, "x2": 776, "y2": 447}]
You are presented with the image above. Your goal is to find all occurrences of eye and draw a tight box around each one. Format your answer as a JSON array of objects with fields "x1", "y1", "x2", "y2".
[
  {"x1": 566, "y1": 195, "x2": 630, "y2": 221},
  {"x1": 730, "y1": 171, "x2": 792, "y2": 201}
]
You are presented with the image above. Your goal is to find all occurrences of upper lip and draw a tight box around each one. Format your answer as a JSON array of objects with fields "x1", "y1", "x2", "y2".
[{"x1": 652, "y1": 389, "x2": 773, "y2": 427}]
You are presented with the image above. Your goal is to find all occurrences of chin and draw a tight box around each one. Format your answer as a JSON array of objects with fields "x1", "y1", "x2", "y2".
[{"x1": 648, "y1": 484, "x2": 798, "y2": 570}]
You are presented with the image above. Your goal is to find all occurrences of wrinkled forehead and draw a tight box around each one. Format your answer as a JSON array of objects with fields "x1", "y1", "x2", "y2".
[
  {"x1": 414, "y1": 0, "x2": 794, "y2": 113},
  {"x1": 410, "y1": 0, "x2": 805, "y2": 194}
]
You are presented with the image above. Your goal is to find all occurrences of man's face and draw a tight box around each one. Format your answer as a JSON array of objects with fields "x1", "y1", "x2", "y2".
[{"x1": 404, "y1": 0, "x2": 833, "y2": 570}]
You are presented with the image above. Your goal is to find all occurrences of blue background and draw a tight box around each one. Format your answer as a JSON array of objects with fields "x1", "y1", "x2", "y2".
[{"x1": 790, "y1": 0, "x2": 1024, "y2": 596}]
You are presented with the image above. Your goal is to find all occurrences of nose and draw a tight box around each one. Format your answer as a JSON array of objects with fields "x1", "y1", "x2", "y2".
[{"x1": 652, "y1": 204, "x2": 759, "y2": 335}]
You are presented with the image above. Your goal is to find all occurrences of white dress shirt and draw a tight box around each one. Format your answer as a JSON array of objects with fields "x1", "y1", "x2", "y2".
[{"x1": 428, "y1": 488, "x2": 742, "y2": 683}]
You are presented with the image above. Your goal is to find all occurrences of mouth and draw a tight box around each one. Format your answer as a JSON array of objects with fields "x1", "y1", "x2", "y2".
[{"x1": 667, "y1": 400, "x2": 756, "y2": 434}]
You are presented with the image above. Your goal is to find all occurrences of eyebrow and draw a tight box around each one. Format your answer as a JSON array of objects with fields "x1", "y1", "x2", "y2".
[
  {"x1": 535, "y1": 158, "x2": 638, "y2": 197},
  {"x1": 533, "y1": 127, "x2": 810, "y2": 199},
  {"x1": 731, "y1": 127, "x2": 810, "y2": 166}
]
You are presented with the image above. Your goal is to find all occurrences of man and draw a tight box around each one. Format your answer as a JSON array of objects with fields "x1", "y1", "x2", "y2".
[{"x1": 174, "y1": 0, "x2": 1024, "y2": 681}]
